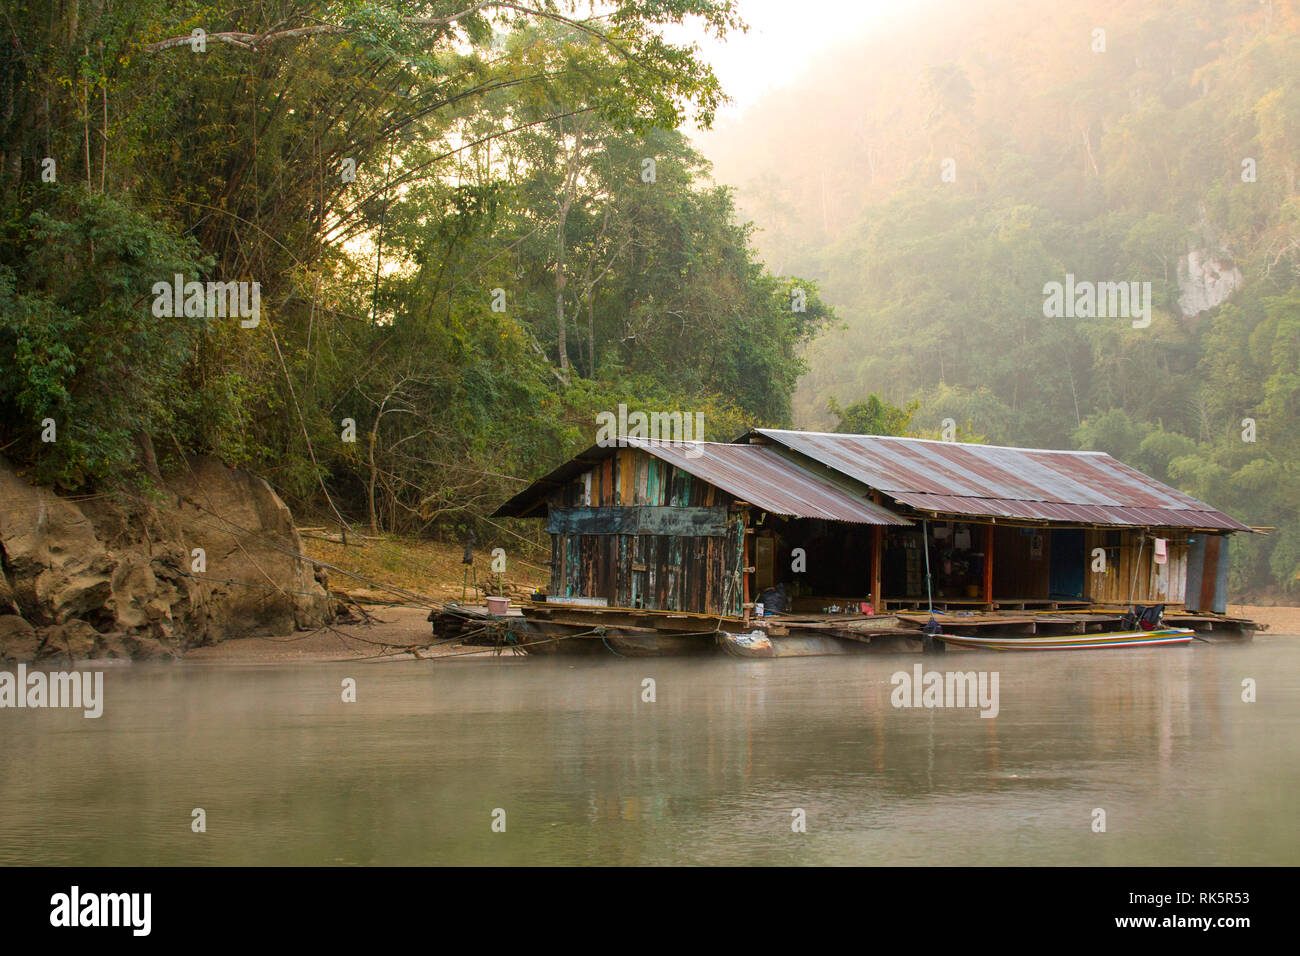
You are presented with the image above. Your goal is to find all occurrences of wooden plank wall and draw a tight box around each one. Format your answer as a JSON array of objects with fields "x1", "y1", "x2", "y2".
[
  {"x1": 1084, "y1": 530, "x2": 1189, "y2": 604},
  {"x1": 991, "y1": 526, "x2": 1051, "y2": 598},
  {"x1": 983, "y1": 526, "x2": 1189, "y2": 604},
  {"x1": 547, "y1": 449, "x2": 743, "y2": 615}
]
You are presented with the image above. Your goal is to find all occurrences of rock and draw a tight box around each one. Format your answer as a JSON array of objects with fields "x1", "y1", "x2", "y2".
[
  {"x1": 0, "y1": 455, "x2": 331, "y2": 657},
  {"x1": 120, "y1": 634, "x2": 177, "y2": 661},
  {"x1": 36, "y1": 620, "x2": 99, "y2": 662},
  {"x1": 333, "y1": 598, "x2": 361, "y2": 623},
  {"x1": 0, "y1": 615, "x2": 39, "y2": 662},
  {"x1": 1178, "y1": 249, "x2": 1242, "y2": 318},
  {"x1": 0, "y1": 465, "x2": 112, "y2": 626},
  {"x1": 168, "y1": 458, "x2": 330, "y2": 640},
  {"x1": 0, "y1": 570, "x2": 16, "y2": 614},
  {"x1": 92, "y1": 631, "x2": 133, "y2": 660}
]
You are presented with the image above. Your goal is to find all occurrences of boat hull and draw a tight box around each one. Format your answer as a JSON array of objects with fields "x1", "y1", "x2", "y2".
[
  {"x1": 932, "y1": 627, "x2": 1196, "y2": 651},
  {"x1": 508, "y1": 619, "x2": 717, "y2": 656},
  {"x1": 718, "y1": 630, "x2": 871, "y2": 658}
]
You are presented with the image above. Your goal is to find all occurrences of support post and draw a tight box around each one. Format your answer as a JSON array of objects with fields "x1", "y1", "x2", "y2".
[
  {"x1": 870, "y1": 492, "x2": 885, "y2": 613},
  {"x1": 742, "y1": 507, "x2": 752, "y2": 622},
  {"x1": 983, "y1": 523, "x2": 995, "y2": 610},
  {"x1": 871, "y1": 525, "x2": 883, "y2": 613}
]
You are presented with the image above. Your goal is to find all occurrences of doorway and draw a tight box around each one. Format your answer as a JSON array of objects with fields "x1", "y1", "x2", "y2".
[{"x1": 1049, "y1": 529, "x2": 1085, "y2": 599}]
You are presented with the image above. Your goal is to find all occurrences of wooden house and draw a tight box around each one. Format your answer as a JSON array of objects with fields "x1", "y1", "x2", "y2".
[{"x1": 485, "y1": 431, "x2": 1258, "y2": 653}]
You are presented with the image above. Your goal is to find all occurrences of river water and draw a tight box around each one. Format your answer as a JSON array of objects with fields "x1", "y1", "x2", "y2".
[{"x1": 1, "y1": 636, "x2": 1296, "y2": 865}]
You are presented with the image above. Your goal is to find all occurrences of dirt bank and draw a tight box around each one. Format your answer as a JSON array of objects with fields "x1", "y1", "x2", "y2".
[
  {"x1": 1229, "y1": 603, "x2": 1300, "y2": 636},
  {"x1": 182, "y1": 604, "x2": 510, "y2": 662}
]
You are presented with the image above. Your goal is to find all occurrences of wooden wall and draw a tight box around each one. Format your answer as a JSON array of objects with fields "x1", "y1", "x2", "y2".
[
  {"x1": 1084, "y1": 530, "x2": 1189, "y2": 605},
  {"x1": 550, "y1": 446, "x2": 727, "y2": 509},
  {"x1": 984, "y1": 526, "x2": 1190, "y2": 604},
  {"x1": 992, "y1": 526, "x2": 1051, "y2": 598},
  {"x1": 546, "y1": 448, "x2": 745, "y2": 615}
]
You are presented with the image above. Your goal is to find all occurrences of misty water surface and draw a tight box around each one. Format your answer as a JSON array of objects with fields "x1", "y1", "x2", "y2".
[{"x1": 1, "y1": 637, "x2": 1296, "y2": 865}]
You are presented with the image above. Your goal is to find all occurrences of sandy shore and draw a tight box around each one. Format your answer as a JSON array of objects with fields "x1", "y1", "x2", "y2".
[
  {"x1": 1229, "y1": 603, "x2": 1300, "y2": 636},
  {"x1": 181, "y1": 602, "x2": 1298, "y2": 663},
  {"x1": 182, "y1": 604, "x2": 512, "y2": 663}
]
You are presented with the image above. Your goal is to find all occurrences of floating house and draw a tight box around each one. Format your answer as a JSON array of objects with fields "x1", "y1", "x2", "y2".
[{"x1": 479, "y1": 431, "x2": 1260, "y2": 655}]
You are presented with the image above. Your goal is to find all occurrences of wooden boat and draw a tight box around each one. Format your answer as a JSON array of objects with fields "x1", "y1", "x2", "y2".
[
  {"x1": 930, "y1": 627, "x2": 1196, "y2": 651},
  {"x1": 717, "y1": 630, "x2": 871, "y2": 658}
]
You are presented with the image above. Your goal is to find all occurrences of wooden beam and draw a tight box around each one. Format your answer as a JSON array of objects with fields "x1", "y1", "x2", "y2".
[
  {"x1": 546, "y1": 505, "x2": 728, "y2": 537},
  {"x1": 742, "y1": 507, "x2": 752, "y2": 618},
  {"x1": 983, "y1": 522, "x2": 995, "y2": 610},
  {"x1": 871, "y1": 492, "x2": 885, "y2": 611},
  {"x1": 870, "y1": 525, "x2": 883, "y2": 612}
]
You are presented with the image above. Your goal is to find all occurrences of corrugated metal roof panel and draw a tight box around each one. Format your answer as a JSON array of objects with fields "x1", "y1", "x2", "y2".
[
  {"x1": 492, "y1": 439, "x2": 912, "y2": 525},
  {"x1": 890, "y1": 493, "x2": 1247, "y2": 530},
  {"x1": 753, "y1": 430, "x2": 1251, "y2": 532},
  {"x1": 628, "y1": 439, "x2": 910, "y2": 525}
]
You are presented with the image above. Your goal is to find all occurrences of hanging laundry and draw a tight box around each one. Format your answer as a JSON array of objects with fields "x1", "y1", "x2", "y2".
[{"x1": 1153, "y1": 537, "x2": 1168, "y2": 565}]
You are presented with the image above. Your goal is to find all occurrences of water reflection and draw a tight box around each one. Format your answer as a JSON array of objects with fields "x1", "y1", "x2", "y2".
[{"x1": 0, "y1": 639, "x2": 1295, "y2": 865}]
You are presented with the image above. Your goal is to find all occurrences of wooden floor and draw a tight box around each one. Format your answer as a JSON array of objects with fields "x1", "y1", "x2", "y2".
[
  {"x1": 890, "y1": 606, "x2": 1262, "y2": 635},
  {"x1": 446, "y1": 600, "x2": 1265, "y2": 648},
  {"x1": 884, "y1": 597, "x2": 1092, "y2": 611}
]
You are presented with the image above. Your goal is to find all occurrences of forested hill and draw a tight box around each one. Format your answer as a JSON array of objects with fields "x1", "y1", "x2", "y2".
[
  {"x1": 696, "y1": 0, "x2": 1300, "y2": 597},
  {"x1": 0, "y1": 2, "x2": 827, "y2": 541}
]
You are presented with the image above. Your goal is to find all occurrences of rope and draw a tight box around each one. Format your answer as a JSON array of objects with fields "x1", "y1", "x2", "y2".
[{"x1": 406, "y1": 625, "x2": 606, "y2": 662}]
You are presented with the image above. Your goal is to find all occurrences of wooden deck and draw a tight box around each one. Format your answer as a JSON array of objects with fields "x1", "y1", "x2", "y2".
[
  {"x1": 428, "y1": 599, "x2": 1263, "y2": 655},
  {"x1": 509, "y1": 599, "x2": 1262, "y2": 634},
  {"x1": 884, "y1": 597, "x2": 1093, "y2": 611}
]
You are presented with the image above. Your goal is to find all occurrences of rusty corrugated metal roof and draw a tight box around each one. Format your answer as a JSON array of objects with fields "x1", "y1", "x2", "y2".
[
  {"x1": 751, "y1": 430, "x2": 1251, "y2": 532},
  {"x1": 629, "y1": 439, "x2": 909, "y2": 524},
  {"x1": 492, "y1": 438, "x2": 911, "y2": 525}
]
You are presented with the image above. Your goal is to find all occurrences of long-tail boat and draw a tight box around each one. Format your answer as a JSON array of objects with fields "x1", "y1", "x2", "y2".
[{"x1": 928, "y1": 627, "x2": 1195, "y2": 651}]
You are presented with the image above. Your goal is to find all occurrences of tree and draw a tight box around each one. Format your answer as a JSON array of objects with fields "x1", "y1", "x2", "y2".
[{"x1": 827, "y1": 394, "x2": 916, "y2": 436}]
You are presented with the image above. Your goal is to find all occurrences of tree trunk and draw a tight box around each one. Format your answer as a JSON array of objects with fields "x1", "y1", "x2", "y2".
[
  {"x1": 555, "y1": 202, "x2": 571, "y2": 376},
  {"x1": 367, "y1": 420, "x2": 381, "y2": 535}
]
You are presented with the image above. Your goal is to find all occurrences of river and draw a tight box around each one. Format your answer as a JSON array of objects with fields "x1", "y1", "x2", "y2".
[{"x1": 1, "y1": 636, "x2": 1296, "y2": 865}]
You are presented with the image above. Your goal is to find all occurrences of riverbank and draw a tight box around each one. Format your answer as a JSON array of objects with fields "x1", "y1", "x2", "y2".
[
  {"x1": 1229, "y1": 603, "x2": 1300, "y2": 635},
  {"x1": 183, "y1": 531, "x2": 549, "y2": 662},
  {"x1": 183, "y1": 605, "x2": 500, "y2": 663}
]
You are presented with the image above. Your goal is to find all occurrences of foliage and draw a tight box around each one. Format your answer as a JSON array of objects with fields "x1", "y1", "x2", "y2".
[
  {"x1": 827, "y1": 394, "x2": 916, "y2": 436},
  {"x1": 0, "y1": 188, "x2": 207, "y2": 486},
  {"x1": 701, "y1": 0, "x2": 1300, "y2": 595},
  {"x1": 0, "y1": 1, "x2": 822, "y2": 546}
]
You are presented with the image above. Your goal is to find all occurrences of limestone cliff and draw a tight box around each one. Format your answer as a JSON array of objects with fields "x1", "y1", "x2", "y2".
[
  {"x1": 0, "y1": 457, "x2": 331, "y2": 662},
  {"x1": 1177, "y1": 248, "x2": 1242, "y2": 318}
]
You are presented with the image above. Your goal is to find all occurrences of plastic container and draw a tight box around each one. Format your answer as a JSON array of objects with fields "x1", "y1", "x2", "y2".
[{"x1": 485, "y1": 596, "x2": 509, "y2": 616}]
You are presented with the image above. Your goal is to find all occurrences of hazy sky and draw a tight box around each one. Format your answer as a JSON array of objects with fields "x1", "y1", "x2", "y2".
[{"x1": 663, "y1": 0, "x2": 911, "y2": 120}]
